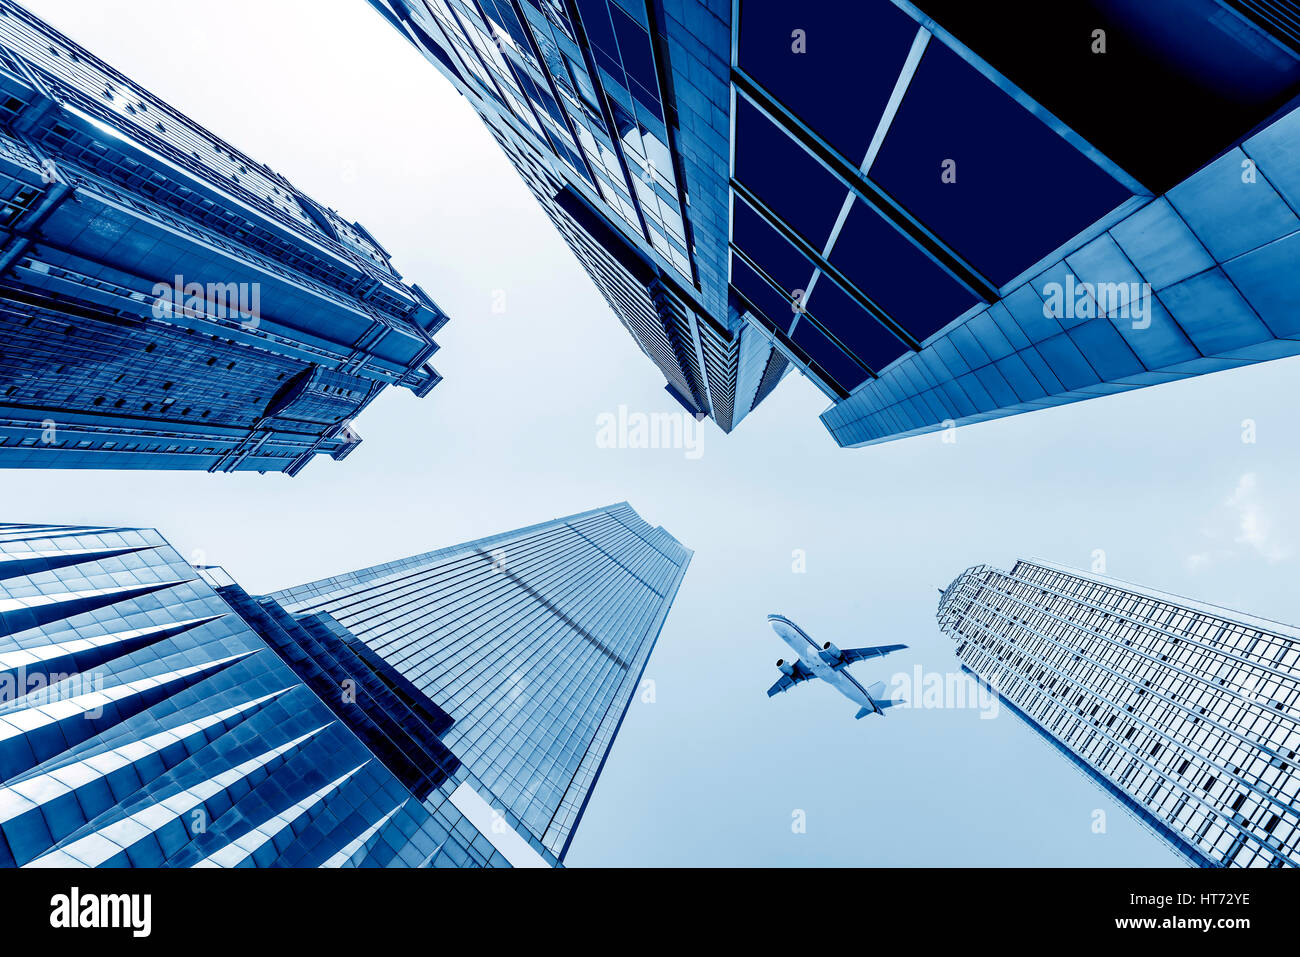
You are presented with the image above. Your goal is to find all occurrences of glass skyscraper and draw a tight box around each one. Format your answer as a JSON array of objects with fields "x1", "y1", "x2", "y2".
[
  {"x1": 0, "y1": 503, "x2": 689, "y2": 867},
  {"x1": 369, "y1": 0, "x2": 1300, "y2": 442},
  {"x1": 266, "y1": 501, "x2": 691, "y2": 859},
  {"x1": 938, "y1": 559, "x2": 1300, "y2": 869},
  {"x1": 0, "y1": 1, "x2": 449, "y2": 474},
  {"x1": 368, "y1": 0, "x2": 788, "y2": 432}
]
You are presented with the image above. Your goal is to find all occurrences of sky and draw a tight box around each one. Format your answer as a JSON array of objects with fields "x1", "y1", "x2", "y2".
[{"x1": 9, "y1": 0, "x2": 1300, "y2": 867}]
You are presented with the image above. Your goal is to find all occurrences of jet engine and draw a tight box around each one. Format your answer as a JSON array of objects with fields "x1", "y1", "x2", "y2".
[
  {"x1": 821, "y1": 641, "x2": 844, "y2": 661},
  {"x1": 776, "y1": 658, "x2": 795, "y2": 676}
]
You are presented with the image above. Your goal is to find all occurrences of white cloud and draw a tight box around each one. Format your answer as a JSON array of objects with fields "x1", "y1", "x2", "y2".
[
  {"x1": 1187, "y1": 473, "x2": 1293, "y2": 571},
  {"x1": 1227, "y1": 472, "x2": 1293, "y2": 562}
]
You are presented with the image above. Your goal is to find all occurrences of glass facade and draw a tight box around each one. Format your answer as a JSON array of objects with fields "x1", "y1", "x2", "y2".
[
  {"x1": 0, "y1": 503, "x2": 689, "y2": 867},
  {"x1": 0, "y1": 1, "x2": 449, "y2": 474},
  {"x1": 938, "y1": 559, "x2": 1300, "y2": 869},
  {"x1": 731, "y1": 0, "x2": 1300, "y2": 445},
  {"x1": 820, "y1": 100, "x2": 1300, "y2": 446},
  {"x1": 370, "y1": 0, "x2": 787, "y2": 431},
  {"x1": 268, "y1": 501, "x2": 692, "y2": 859},
  {"x1": 372, "y1": 0, "x2": 1300, "y2": 443},
  {"x1": 0, "y1": 522, "x2": 497, "y2": 868}
]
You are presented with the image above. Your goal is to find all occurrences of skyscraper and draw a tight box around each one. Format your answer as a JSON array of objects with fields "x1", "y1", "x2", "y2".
[
  {"x1": 370, "y1": 0, "x2": 1300, "y2": 442},
  {"x1": 266, "y1": 501, "x2": 691, "y2": 860},
  {"x1": 368, "y1": 0, "x2": 787, "y2": 432},
  {"x1": 0, "y1": 1, "x2": 448, "y2": 474},
  {"x1": 937, "y1": 559, "x2": 1300, "y2": 868},
  {"x1": 0, "y1": 503, "x2": 689, "y2": 867}
]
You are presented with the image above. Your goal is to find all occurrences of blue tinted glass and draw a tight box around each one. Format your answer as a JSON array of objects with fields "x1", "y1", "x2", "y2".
[
  {"x1": 734, "y1": 97, "x2": 847, "y2": 245},
  {"x1": 609, "y1": 4, "x2": 657, "y2": 94},
  {"x1": 575, "y1": 0, "x2": 617, "y2": 57},
  {"x1": 807, "y1": 277, "x2": 910, "y2": 373},
  {"x1": 828, "y1": 199, "x2": 976, "y2": 342},
  {"x1": 517, "y1": 70, "x2": 566, "y2": 125},
  {"x1": 592, "y1": 42, "x2": 622, "y2": 79},
  {"x1": 732, "y1": 199, "x2": 817, "y2": 297},
  {"x1": 629, "y1": 77, "x2": 663, "y2": 121},
  {"x1": 791, "y1": 319, "x2": 871, "y2": 391},
  {"x1": 610, "y1": 0, "x2": 648, "y2": 27},
  {"x1": 479, "y1": 0, "x2": 529, "y2": 48},
  {"x1": 553, "y1": 138, "x2": 593, "y2": 185},
  {"x1": 871, "y1": 42, "x2": 1132, "y2": 286},
  {"x1": 738, "y1": 0, "x2": 919, "y2": 161},
  {"x1": 731, "y1": 255, "x2": 800, "y2": 334}
]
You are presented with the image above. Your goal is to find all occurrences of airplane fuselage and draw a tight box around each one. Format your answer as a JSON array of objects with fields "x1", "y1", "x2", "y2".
[{"x1": 774, "y1": 617, "x2": 881, "y2": 716}]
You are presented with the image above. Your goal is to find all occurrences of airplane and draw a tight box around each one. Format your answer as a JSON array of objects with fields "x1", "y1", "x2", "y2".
[{"x1": 766, "y1": 613, "x2": 907, "y2": 720}]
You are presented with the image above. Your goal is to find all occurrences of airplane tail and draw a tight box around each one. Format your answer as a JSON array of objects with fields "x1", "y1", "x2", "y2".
[{"x1": 867, "y1": 681, "x2": 906, "y2": 715}]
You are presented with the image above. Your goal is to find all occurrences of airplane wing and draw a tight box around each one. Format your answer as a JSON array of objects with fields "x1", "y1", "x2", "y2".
[
  {"x1": 766, "y1": 660, "x2": 816, "y2": 697},
  {"x1": 840, "y1": 643, "x2": 907, "y2": 664}
]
